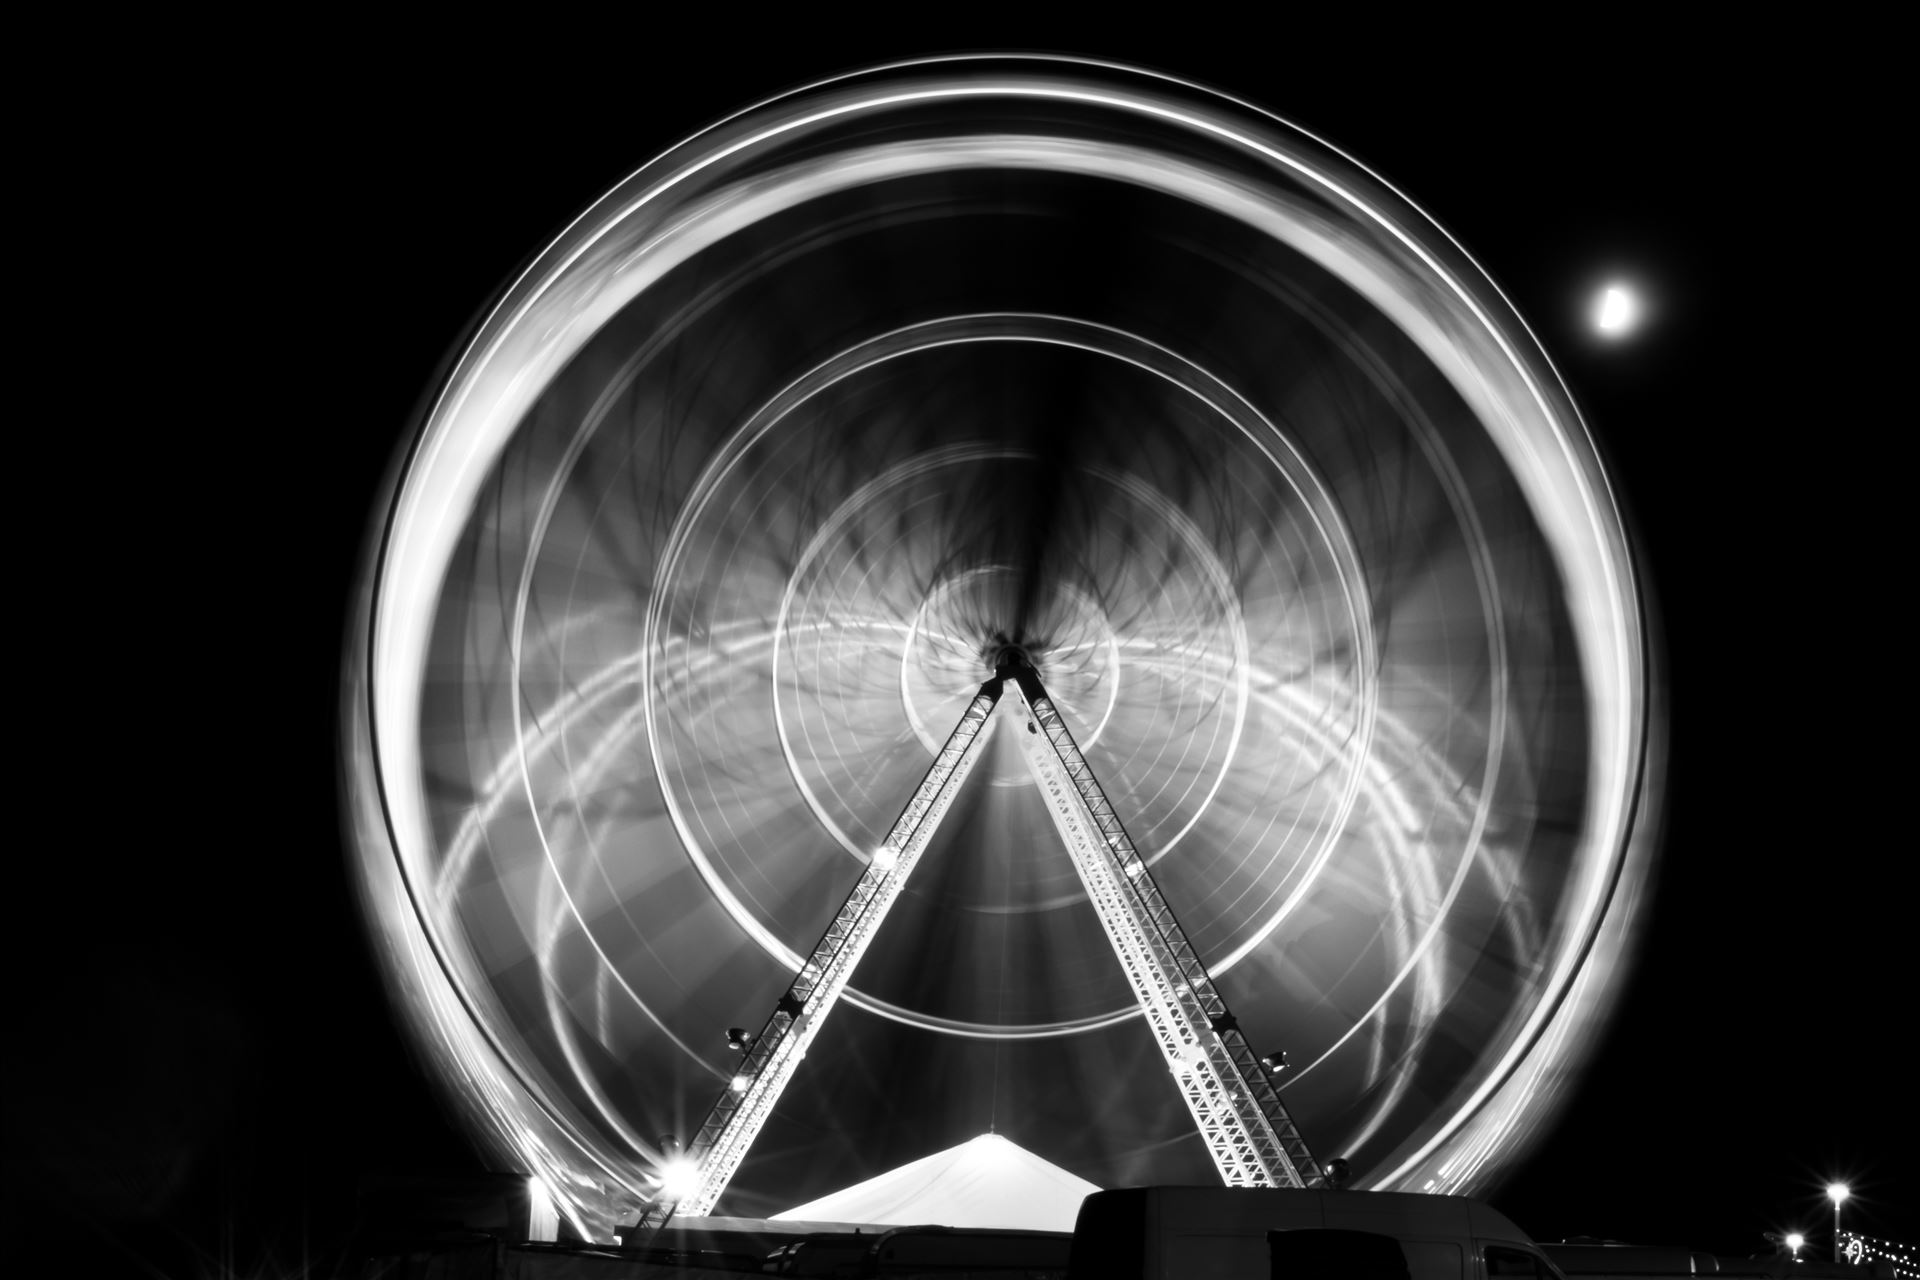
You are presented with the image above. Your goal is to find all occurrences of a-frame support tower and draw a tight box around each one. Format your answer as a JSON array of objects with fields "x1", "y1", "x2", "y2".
[{"x1": 634, "y1": 656, "x2": 1321, "y2": 1230}]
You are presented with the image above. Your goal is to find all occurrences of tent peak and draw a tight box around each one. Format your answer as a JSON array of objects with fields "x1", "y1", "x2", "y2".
[{"x1": 772, "y1": 1131, "x2": 1099, "y2": 1231}]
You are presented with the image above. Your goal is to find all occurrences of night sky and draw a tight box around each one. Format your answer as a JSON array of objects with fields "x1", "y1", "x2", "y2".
[{"x1": 13, "y1": 27, "x2": 1906, "y2": 1278}]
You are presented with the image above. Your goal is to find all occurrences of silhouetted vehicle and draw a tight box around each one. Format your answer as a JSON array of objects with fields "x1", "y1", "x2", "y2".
[{"x1": 1067, "y1": 1186, "x2": 1566, "y2": 1280}]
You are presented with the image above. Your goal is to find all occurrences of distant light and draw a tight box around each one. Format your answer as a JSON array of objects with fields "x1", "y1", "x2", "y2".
[
  {"x1": 1827, "y1": 1182, "x2": 1851, "y2": 1205},
  {"x1": 731, "y1": 1073, "x2": 752, "y2": 1092},
  {"x1": 658, "y1": 1156, "x2": 701, "y2": 1201},
  {"x1": 1593, "y1": 283, "x2": 1640, "y2": 337}
]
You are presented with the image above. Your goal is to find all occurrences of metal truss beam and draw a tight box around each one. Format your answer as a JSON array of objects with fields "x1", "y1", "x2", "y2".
[
  {"x1": 1002, "y1": 659, "x2": 1323, "y2": 1190},
  {"x1": 636, "y1": 674, "x2": 1008, "y2": 1228}
]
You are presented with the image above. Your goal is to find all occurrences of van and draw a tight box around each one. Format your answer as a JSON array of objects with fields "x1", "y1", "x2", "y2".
[{"x1": 1068, "y1": 1186, "x2": 1568, "y2": 1279}]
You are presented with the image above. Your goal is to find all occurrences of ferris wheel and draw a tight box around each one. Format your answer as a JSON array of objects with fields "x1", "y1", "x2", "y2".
[{"x1": 342, "y1": 57, "x2": 1661, "y2": 1244}]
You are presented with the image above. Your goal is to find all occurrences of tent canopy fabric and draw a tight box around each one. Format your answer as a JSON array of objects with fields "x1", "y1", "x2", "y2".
[{"x1": 769, "y1": 1133, "x2": 1100, "y2": 1233}]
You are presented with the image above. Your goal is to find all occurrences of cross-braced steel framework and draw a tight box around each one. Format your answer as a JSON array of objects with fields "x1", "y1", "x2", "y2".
[
  {"x1": 1002, "y1": 663, "x2": 1321, "y2": 1190},
  {"x1": 634, "y1": 657, "x2": 1320, "y2": 1230}
]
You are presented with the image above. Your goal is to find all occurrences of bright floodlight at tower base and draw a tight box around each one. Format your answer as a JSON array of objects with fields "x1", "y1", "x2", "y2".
[{"x1": 341, "y1": 55, "x2": 1661, "y2": 1243}]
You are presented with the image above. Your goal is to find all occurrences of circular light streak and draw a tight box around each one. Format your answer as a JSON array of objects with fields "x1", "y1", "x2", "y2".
[{"x1": 342, "y1": 56, "x2": 1662, "y2": 1240}]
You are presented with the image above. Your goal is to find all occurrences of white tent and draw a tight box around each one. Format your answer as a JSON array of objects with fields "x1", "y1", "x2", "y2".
[{"x1": 770, "y1": 1133, "x2": 1099, "y2": 1233}]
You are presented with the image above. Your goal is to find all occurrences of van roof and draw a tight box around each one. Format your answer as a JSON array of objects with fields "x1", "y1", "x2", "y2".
[{"x1": 1086, "y1": 1186, "x2": 1536, "y2": 1245}]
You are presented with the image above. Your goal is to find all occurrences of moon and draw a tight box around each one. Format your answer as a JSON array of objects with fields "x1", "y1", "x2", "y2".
[{"x1": 1594, "y1": 283, "x2": 1641, "y2": 336}]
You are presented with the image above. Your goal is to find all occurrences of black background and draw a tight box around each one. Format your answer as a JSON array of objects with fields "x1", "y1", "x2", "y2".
[{"x1": 12, "y1": 25, "x2": 1907, "y2": 1277}]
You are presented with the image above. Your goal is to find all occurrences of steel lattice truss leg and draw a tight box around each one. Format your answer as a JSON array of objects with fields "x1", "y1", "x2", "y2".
[
  {"x1": 635, "y1": 676, "x2": 1009, "y2": 1229},
  {"x1": 1002, "y1": 660, "x2": 1323, "y2": 1191},
  {"x1": 631, "y1": 657, "x2": 1319, "y2": 1233}
]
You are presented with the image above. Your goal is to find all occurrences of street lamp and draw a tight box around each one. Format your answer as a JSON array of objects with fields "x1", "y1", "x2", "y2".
[
  {"x1": 1826, "y1": 1184, "x2": 1850, "y2": 1262},
  {"x1": 1785, "y1": 1232, "x2": 1805, "y2": 1260}
]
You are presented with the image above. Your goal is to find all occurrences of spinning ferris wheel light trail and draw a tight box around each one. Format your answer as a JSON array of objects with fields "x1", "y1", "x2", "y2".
[
  {"x1": 638, "y1": 651, "x2": 1322, "y2": 1230},
  {"x1": 344, "y1": 55, "x2": 1662, "y2": 1242}
]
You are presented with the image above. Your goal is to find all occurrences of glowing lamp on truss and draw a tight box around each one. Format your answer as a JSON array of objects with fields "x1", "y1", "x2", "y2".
[{"x1": 656, "y1": 1158, "x2": 702, "y2": 1203}]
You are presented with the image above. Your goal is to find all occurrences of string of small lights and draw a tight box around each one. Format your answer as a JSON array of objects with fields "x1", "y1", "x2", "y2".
[{"x1": 1841, "y1": 1231, "x2": 1918, "y2": 1280}]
